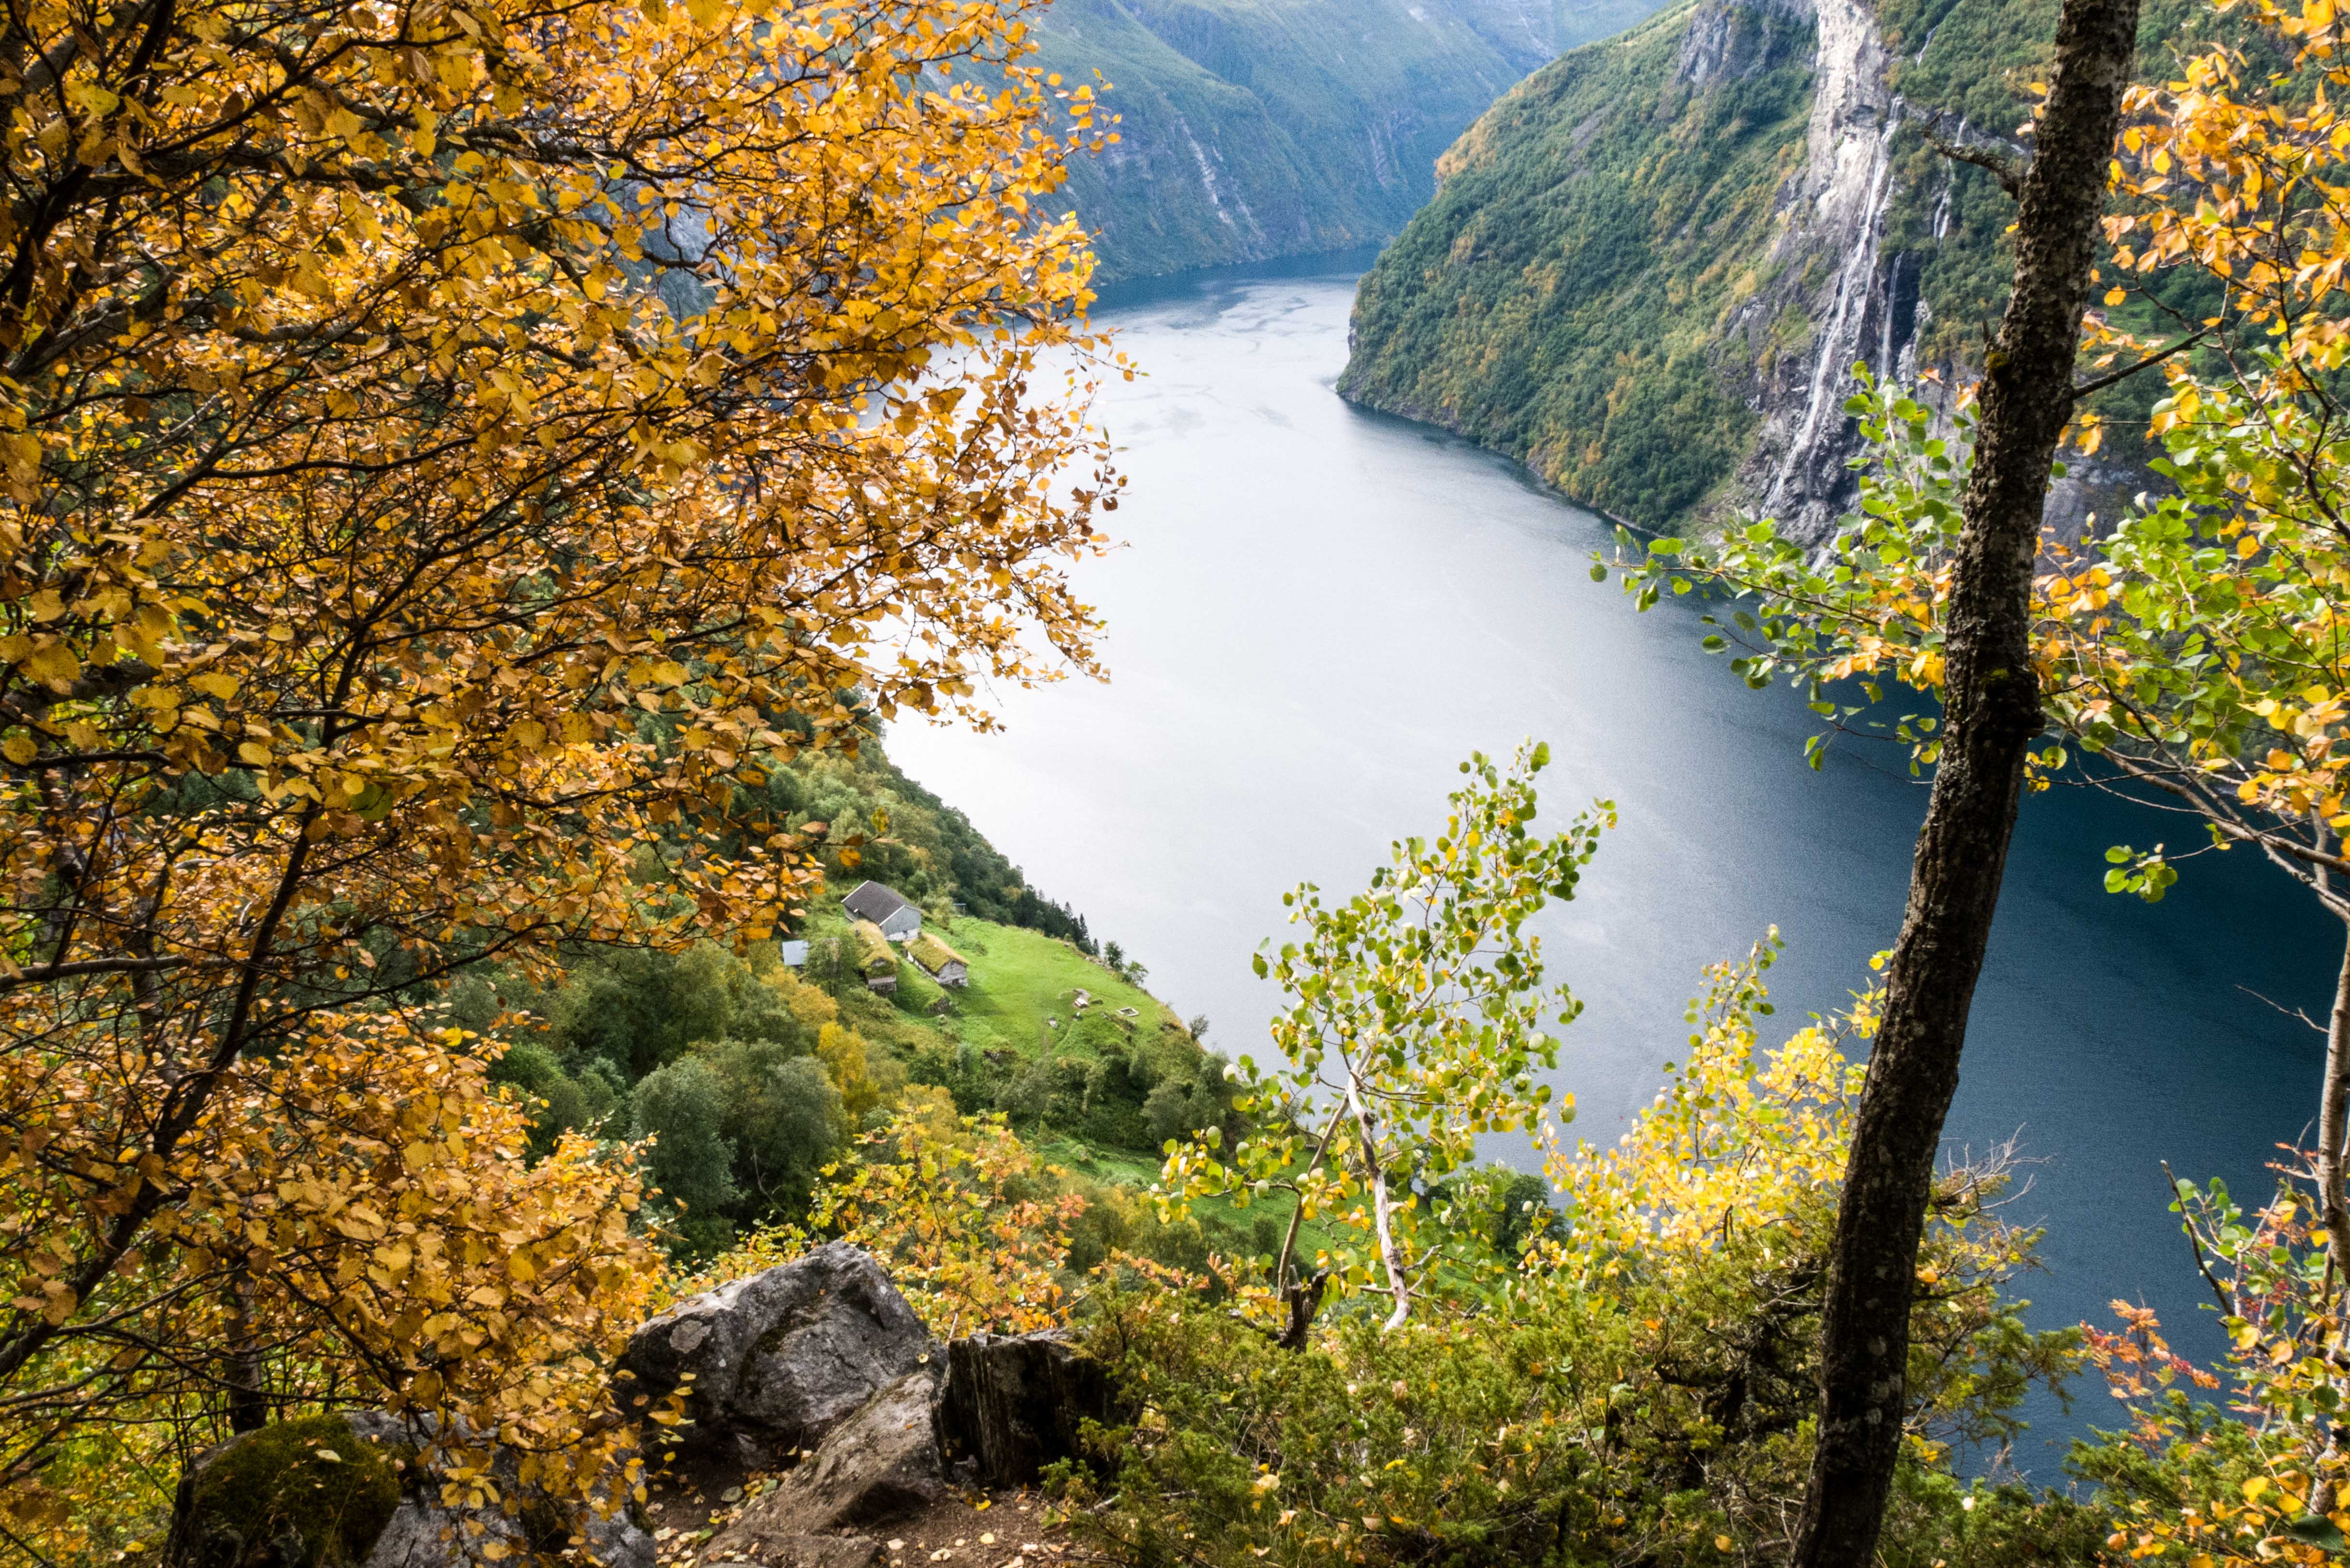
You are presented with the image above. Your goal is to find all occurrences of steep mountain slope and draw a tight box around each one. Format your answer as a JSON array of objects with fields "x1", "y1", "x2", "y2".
[
  {"x1": 1032, "y1": 0, "x2": 1672, "y2": 282},
  {"x1": 1337, "y1": 0, "x2": 2214, "y2": 536}
]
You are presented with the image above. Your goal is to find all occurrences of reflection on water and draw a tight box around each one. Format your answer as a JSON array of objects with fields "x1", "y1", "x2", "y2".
[{"x1": 889, "y1": 261, "x2": 2332, "y2": 1469}]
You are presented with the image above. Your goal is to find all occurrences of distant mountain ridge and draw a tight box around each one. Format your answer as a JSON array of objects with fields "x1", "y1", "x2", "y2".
[{"x1": 1034, "y1": 0, "x2": 1669, "y2": 282}]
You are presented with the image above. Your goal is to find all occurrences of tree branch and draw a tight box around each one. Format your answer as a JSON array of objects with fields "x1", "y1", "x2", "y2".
[
  {"x1": 1925, "y1": 130, "x2": 2024, "y2": 199},
  {"x1": 2070, "y1": 323, "x2": 2214, "y2": 400}
]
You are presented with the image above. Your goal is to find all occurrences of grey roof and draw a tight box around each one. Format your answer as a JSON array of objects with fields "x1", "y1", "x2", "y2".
[
  {"x1": 842, "y1": 880, "x2": 913, "y2": 923},
  {"x1": 779, "y1": 940, "x2": 810, "y2": 967}
]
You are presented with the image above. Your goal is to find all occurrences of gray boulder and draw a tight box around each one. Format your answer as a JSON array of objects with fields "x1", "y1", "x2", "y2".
[
  {"x1": 939, "y1": 1330, "x2": 1121, "y2": 1488},
  {"x1": 618, "y1": 1242, "x2": 934, "y2": 1468},
  {"x1": 704, "y1": 1365, "x2": 945, "y2": 1557},
  {"x1": 172, "y1": 1412, "x2": 651, "y2": 1568}
]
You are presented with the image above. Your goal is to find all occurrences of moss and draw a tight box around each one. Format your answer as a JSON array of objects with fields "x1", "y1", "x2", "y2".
[{"x1": 185, "y1": 1417, "x2": 406, "y2": 1568}]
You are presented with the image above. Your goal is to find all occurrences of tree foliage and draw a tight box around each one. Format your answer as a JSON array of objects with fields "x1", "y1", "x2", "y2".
[
  {"x1": 0, "y1": 0, "x2": 1118, "y2": 1546},
  {"x1": 2079, "y1": 1163, "x2": 2350, "y2": 1563},
  {"x1": 810, "y1": 1097, "x2": 1085, "y2": 1339},
  {"x1": 1062, "y1": 944, "x2": 2080, "y2": 1568},
  {"x1": 1159, "y1": 742, "x2": 1610, "y2": 1334}
]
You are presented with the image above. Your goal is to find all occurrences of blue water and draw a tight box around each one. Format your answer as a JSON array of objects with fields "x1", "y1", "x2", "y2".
[{"x1": 889, "y1": 258, "x2": 2335, "y2": 1474}]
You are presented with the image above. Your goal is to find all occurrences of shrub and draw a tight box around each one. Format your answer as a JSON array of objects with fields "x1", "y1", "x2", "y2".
[{"x1": 182, "y1": 1417, "x2": 405, "y2": 1568}]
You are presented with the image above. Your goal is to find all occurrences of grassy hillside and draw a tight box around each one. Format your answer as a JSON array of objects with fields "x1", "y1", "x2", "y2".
[
  {"x1": 1032, "y1": 0, "x2": 1671, "y2": 282},
  {"x1": 742, "y1": 731, "x2": 1100, "y2": 950}
]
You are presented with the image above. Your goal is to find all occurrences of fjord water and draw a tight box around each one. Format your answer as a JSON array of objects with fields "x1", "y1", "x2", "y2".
[{"x1": 890, "y1": 256, "x2": 2332, "y2": 1465}]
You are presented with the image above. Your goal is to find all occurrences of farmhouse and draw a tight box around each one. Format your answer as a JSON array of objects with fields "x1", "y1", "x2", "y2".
[
  {"x1": 842, "y1": 880, "x2": 921, "y2": 940},
  {"x1": 849, "y1": 919, "x2": 899, "y2": 994},
  {"x1": 908, "y1": 933, "x2": 969, "y2": 988}
]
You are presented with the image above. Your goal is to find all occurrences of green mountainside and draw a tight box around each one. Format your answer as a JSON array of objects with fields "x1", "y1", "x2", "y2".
[
  {"x1": 1032, "y1": 0, "x2": 1671, "y2": 282},
  {"x1": 1338, "y1": 0, "x2": 1807, "y2": 528},
  {"x1": 1337, "y1": 0, "x2": 2221, "y2": 536}
]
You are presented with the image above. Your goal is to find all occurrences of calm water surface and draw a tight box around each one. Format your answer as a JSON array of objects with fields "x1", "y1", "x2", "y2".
[{"x1": 890, "y1": 256, "x2": 2333, "y2": 1467}]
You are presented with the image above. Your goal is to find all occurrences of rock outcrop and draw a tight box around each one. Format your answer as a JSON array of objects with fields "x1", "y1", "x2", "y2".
[
  {"x1": 618, "y1": 1242, "x2": 934, "y2": 1468},
  {"x1": 939, "y1": 1332, "x2": 1124, "y2": 1489},
  {"x1": 689, "y1": 1325, "x2": 1120, "y2": 1560},
  {"x1": 172, "y1": 1412, "x2": 651, "y2": 1568},
  {"x1": 180, "y1": 1253, "x2": 1118, "y2": 1568},
  {"x1": 704, "y1": 1366, "x2": 947, "y2": 1558}
]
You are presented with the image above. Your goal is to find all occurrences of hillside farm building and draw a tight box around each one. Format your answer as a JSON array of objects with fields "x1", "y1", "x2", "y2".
[
  {"x1": 909, "y1": 933, "x2": 969, "y2": 987},
  {"x1": 849, "y1": 919, "x2": 899, "y2": 993},
  {"x1": 842, "y1": 880, "x2": 921, "y2": 940}
]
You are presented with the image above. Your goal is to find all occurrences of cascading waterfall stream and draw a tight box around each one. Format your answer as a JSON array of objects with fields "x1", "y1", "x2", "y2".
[{"x1": 1765, "y1": 102, "x2": 1903, "y2": 514}]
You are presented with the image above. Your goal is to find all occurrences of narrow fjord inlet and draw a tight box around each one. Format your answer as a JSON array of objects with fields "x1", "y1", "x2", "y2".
[{"x1": 892, "y1": 260, "x2": 2337, "y2": 1464}]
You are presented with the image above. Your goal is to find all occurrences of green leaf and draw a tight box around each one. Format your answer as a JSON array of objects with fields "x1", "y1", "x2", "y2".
[{"x1": 2285, "y1": 1516, "x2": 2348, "y2": 1553}]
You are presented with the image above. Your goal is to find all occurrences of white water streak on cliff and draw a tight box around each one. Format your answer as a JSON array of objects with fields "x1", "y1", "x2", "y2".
[
  {"x1": 1175, "y1": 114, "x2": 1251, "y2": 235},
  {"x1": 1761, "y1": 0, "x2": 1897, "y2": 522},
  {"x1": 1929, "y1": 117, "x2": 1963, "y2": 239},
  {"x1": 1878, "y1": 252, "x2": 1906, "y2": 379},
  {"x1": 1766, "y1": 113, "x2": 1900, "y2": 508}
]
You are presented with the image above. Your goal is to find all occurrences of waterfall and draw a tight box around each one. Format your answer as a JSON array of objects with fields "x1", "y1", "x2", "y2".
[
  {"x1": 1929, "y1": 117, "x2": 1963, "y2": 240},
  {"x1": 1765, "y1": 104, "x2": 1903, "y2": 514},
  {"x1": 1878, "y1": 252, "x2": 1907, "y2": 380}
]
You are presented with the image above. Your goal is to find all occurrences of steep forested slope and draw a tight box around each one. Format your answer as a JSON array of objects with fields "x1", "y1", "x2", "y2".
[
  {"x1": 1338, "y1": 0, "x2": 2219, "y2": 536},
  {"x1": 1032, "y1": 0, "x2": 1670, "y2": 281},
  {"x1": 1338, "y1": 0, "x2": 1810, "y2": 527}
]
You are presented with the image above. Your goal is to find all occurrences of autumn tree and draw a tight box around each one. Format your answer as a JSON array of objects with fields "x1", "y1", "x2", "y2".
[
  {"x1": 1158, "y1": 743, "x2": 1610, "y2": 1342},
  {"x1": 0, "y1": 0, "x2": 1116, "y2": 1549},
  {"x1": 1636, "y1": 0, "x2": 2350, "y2": 1421},
  {"x1": 1623, "y1": 0, "x2": 2140, "y2": 1553}
]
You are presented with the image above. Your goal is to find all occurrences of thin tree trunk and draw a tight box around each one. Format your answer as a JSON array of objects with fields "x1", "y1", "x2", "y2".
[
  {"x1": 1787, "y1": 0, "x2": 2140, "y2": 1556},
  {"x1": 224, "y1": 1264, "x2": 268, "y2": 1434},
  {"x1": 2319, "y1": 923, "x2": 2350, "y2": 1272},
  {"x1": 1340, "y1": 1065, "x2": 1411, "y2": 1330},
  {"x1": 1272, "y1": 1106, "x2": 1345, "y2": 1351}
]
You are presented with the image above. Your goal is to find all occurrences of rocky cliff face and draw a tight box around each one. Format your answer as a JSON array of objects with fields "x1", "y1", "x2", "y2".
[
  {"x1": 1339, "y1": 0, "x2": 2195, "y2": 538},
  {"x1": 1032, "y1": 0, "x2": 1672, "y2": 283},
  {"x1": 1721, "y1": 0, "x2": 1900, "y2": 538}
]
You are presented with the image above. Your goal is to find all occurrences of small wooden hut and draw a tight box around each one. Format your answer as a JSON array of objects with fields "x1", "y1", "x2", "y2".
[
  {"x1": 850, "y1": 919, "x2": 899, "y2": 993},
  {"x1": 909, "y1": 932, "x2": 969, "y2": 987}
]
